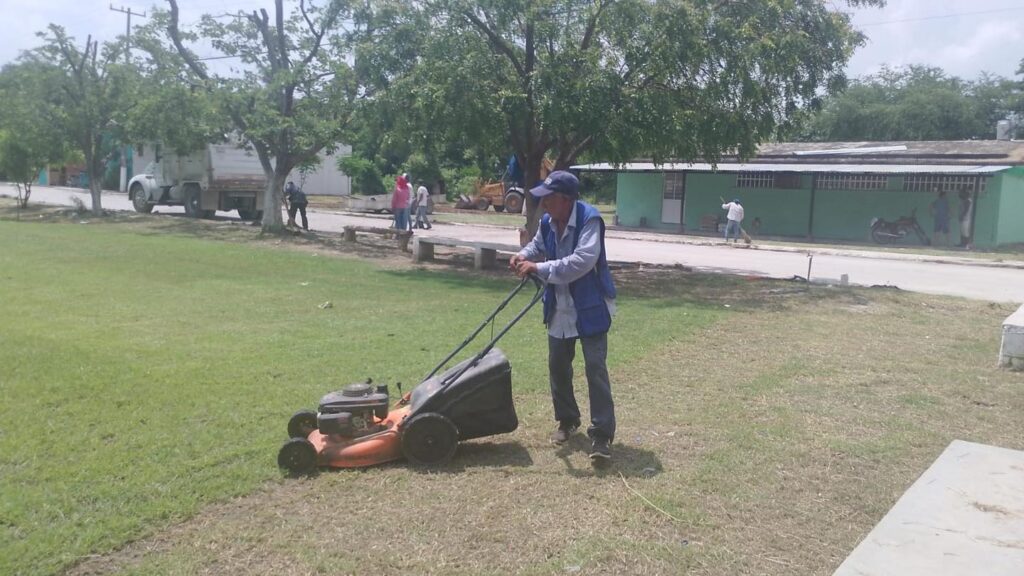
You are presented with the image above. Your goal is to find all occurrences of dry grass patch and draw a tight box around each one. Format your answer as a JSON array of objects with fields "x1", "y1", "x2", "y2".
[{"x1": 65, "y1": 272, "x2": 1023, "y2": 575}]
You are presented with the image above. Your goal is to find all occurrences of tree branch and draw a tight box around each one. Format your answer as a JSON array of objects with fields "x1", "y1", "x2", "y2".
[
  {"x1": 250, "y1": 8, "x2": 280, "y2": 73},
  {"x1": 167, "y1": 0, "x2": 210, "y2": 81},
  {"x1": 579, "y1": 0, "x2": 605, "y2": 52},
  {"x1": 299, "y1": 0, "x2": 340, "y2": 69},
  {"x1": 462, "y1": 9, "x2": 526, "y2": 79},
  {"x1": 276, "y1": 0, "x2": 290, "y2": 71},
  {"x1": 564, "y1": 134, "x2": 594, "y2": 165}
]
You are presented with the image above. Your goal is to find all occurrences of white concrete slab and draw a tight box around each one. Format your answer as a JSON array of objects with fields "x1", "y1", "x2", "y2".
[
  {"x1": 1000, "y1": 304, "x2": 1024, "y2": 369},
  {"x1": 834, "y1": 440, "x2": 1024, "y2": 576}
]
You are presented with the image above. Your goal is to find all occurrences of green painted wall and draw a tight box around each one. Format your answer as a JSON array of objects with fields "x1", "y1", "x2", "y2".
[
  {"x1": 612, "y1": 170, "x2": 1016, "y2": 247},
  {"x1": 970, "y1": 181, "x2": 1000, "y2": 248},
  {"x1": 812, "y1": 187, "x2": 940, "y2": 244},
  {"x1": 615, "y1": 172, "x2": 672, "y2": 229},
  {"x1": 683, "y1": 173, "x2": 812, "y2": 237},
  {"x1": 996, "y1": 169, "x2": 1024, "y2": 245}
]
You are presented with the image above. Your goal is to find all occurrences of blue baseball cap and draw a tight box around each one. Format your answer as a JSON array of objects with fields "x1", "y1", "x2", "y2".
[{"x1": 530, "y1": 170, "x2": 579, "y2": 198}]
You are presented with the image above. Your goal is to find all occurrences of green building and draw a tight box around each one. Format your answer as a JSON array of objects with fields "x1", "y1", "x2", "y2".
[{"x1": 574, "y1": 141, "x2": 1024, "y2": 248}]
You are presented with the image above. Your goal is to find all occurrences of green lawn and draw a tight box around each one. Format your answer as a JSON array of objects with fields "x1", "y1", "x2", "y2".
[{"x1": 0, "y1": 218, "x2": 719, "y2": 575}]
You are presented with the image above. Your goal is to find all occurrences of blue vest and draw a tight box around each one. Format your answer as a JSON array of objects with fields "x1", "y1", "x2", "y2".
[{"x1": 540, "y1": 201, "x2": 617, "y2": 337}]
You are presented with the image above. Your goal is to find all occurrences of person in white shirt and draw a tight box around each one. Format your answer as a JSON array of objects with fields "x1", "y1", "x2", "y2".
[
  {"x1": 510, "y1": 171, "x2": 617, "y2": 462},
  {"x1": 414, "y1": 182, "x2": 432, "y2": 230},
  {"x1": 721, "y1": 198, "x2": 744, "y2": 243}
]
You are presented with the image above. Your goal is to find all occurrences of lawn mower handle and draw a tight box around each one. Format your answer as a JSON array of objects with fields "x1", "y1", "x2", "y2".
[{"x1": 421, "y1": 273, "x2": 545, "y2": 385}]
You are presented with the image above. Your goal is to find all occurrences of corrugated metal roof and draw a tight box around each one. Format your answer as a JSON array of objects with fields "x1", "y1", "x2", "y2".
[
  {"x1": 570, "y1": 162, "x2": 1012, "y2": 175},
  {"x1": 754, "y1": 140, "x2": 1024, "y2": 163}
]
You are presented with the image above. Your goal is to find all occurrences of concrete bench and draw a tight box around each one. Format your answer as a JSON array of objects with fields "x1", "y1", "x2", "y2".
[
  {"x1": 833, "y1": 440, "x2": 1024, "y2": 576},
  {"x1": 343, "y1": 225, "x2": 413, "y2": 251},
  {"x1": 412, "y1": 236, "x2": 520, "y2": 270},
  {"x1": 999, "y1": 304, "x2": 1024, "y2": 370}
]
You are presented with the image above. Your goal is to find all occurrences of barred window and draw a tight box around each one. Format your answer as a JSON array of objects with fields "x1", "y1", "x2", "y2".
[
  {"x1": 903, "y1": 175, "x2": 987, "y2": 194},
  {"x1": 736, "y1": 172, "x2": 775, "y2": 188},
  {"x1": 663, "y1": 172, "x2": 685, "y2": 200},
  {"x1": 774, "y1": 172, "x2": 802, "y2": 189},
  {"x1": 816, "y1": 173, "x2": 889, "y2": 190}
]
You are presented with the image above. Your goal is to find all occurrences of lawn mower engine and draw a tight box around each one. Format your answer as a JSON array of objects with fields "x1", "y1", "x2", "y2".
[{"x1": 317, "y1": 382, "x2": 389, "y2": 438}]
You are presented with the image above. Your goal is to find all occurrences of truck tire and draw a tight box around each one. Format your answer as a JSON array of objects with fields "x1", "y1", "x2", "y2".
[
  {"x1": 184, "y1": 187, "x2": 201, "y2": 218},
  {"x1": 130, "y1": 183, "x2": 153, "y2": 214},
  {"x1": 503, "y1": 191, "x2": 524, "y2": 214},
  {"x1": 476, "y1": 198, "x2": 490, "y2": 211},
  {"x1": 184, "y1": 186, "x2": 214, "y2": 219}
]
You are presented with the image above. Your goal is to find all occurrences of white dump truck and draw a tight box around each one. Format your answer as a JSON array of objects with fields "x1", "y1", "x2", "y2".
[{"x1": 128, "y1": 143, "x2": 267, "y2": 220}]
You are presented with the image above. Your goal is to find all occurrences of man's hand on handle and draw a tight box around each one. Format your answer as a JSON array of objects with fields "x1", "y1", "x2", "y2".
[
  {"x1": 509, "y1": 253, "x2": 525, "y2": 272},
  {"x1": 514, "y1": 260, "x2": 538, "y2": 278},
  {"x1": 510, "y1": 253, "x2": 540, "y2": 279}
]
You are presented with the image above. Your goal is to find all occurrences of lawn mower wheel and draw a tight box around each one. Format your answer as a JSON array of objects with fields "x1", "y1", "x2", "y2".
[{"x1": 278, "y1": 438, "x2": 318, "y2": 475}]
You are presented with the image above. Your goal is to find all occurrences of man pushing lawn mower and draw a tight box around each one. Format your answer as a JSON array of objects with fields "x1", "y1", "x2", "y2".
[
  {"x1": 276, "y1": 171, "x2": 617, "y2": 473},
  {"x1": 510, "y1": 171, "x2": 618, "y2": 462}
]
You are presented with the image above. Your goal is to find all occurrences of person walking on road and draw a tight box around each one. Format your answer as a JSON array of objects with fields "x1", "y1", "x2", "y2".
[
  {"x1": 721, "y1": 198, "x2": 744, "y2": 243},
  {"x1": 414, "y1": 181, "x2": 432, "y2": 229},
  {"x1": 509, "y1": 171, "x2": 618, "y2": 463},
  {"x1": 392, "y1": 173, "x2": 411, "y2": 231},
  {"x1": 284, "y1": 180, "x2": 309, "y2": 230},
  {"x1": 957, "y1": 187, "x2": 975, "y2": 250},
  {"x1": 930, "y1": 188, "x2": 950, "y2": 247}
]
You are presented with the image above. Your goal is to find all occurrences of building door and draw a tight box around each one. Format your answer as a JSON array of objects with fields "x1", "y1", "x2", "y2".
[{"x1": 662, "y1": 172, "x2": 685, "y2": 225}]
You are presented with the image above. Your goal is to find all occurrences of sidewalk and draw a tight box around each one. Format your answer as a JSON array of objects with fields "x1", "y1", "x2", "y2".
[
  {"x1": 15, "y1": 184, "x2": 1023, "y2": 271},
  {"x1": 604, "y1": 227, "x2": 1024, "y2": 270}
]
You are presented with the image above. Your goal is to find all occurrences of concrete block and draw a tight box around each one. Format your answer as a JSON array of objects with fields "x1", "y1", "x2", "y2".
[
  {"x1": 999, "y1": 304, "x2": 1024, "y2": 369},
  {"x1": 343, "y1": 226, "x2": 357, "y2": 242},
  {"x1": 474, "y1": 247, "x2": 497, "y2": 270},
  {"x1": 834, "y1": 440, "x2": 1024, "y2": 576},
  {"x1": 413, "y1": 238, "x2": 434, "y2": 262}
]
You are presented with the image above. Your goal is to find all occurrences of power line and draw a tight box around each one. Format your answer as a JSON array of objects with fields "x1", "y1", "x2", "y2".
[
  {"x1": 197, "y1": 54, "x2": 243, "y2": 61},
  {"x1": 859, "y1": 5, "x2": 1024, "y2": 27},
  {"x1": 109, "y1": 4, "x2": 147, "y2": 63}
]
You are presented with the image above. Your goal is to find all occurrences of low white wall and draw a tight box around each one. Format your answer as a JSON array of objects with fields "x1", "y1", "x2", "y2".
[{"x1": 999, "y1": 304, "x2": 1024, "y2": 369}]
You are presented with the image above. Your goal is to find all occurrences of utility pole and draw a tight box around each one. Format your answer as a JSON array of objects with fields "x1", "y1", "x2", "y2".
[{"x1": 109, "y1": 4, "x2": 146, "y2": 192}]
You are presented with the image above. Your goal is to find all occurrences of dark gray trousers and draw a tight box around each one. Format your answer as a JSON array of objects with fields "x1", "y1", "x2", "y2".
[{"x1": 548, "y1": 332, "x2": 615, "y2": 441}]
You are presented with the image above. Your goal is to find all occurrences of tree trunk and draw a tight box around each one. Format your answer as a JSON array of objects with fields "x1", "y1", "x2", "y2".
[
  {"x1": 89, "y1": 179, "x2": 103, "y2": 215},
  {"x1": 18, "y1": 182, "x2": 32, "y2": 208},
  {"x1": 84, "y1": 146, "x2": 103, "y2": 216},
  {"x1": 521, "y1": 148, "x2": 548, "y2": 241},
  {"x1": 261, "y1": 171, "x2": 287, "y2": 233}
]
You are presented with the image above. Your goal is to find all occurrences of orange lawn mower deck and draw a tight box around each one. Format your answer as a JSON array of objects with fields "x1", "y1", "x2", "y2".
[{"x1": 277, "y1": 275, "x2": 545, "y2": 473}]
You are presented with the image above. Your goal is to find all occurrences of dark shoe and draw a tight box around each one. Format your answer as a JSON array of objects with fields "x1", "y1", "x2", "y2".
[
  {"x1": 550, "y1": 420, "x2": 580, "y2": 445},
  {"x1": 589, "y1": 437, "x2": 612, "y2": 461}
]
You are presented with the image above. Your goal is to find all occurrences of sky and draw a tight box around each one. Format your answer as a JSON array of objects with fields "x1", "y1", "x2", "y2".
[{"x1": 1, "y1": 0, "x2": 1024, "y2": 80}]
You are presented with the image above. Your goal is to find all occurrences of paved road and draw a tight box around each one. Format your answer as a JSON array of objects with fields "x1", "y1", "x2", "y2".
[{"x1": 16, "y1": 186, "x2": 1024, "y2": 303}]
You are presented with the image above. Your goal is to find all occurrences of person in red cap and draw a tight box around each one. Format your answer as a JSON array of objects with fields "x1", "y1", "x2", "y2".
[
  {"x1": 392, "y1": 173, "x2": 411, "y2": 231},
  {"x1": 509, "y1": 170, "x2": 618, "y2": 462}
]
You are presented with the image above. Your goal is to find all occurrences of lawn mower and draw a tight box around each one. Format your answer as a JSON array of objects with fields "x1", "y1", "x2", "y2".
[{"x1": 277, "y1": 274, "x2": 544, "y2": 474}]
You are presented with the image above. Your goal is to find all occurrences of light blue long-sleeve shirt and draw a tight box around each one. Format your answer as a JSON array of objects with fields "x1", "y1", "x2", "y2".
[{"x1": 518, "y1": 203, "x2": 615, "y2": 338}]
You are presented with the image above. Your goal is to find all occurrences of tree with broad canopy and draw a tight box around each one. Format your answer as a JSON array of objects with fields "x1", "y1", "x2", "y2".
[
  {"x1": 352, "y1": 0, "x2": 884, "y2": 236},
  {"x1": 138, "y1": 0, "x2": 359, "y2": 232}
]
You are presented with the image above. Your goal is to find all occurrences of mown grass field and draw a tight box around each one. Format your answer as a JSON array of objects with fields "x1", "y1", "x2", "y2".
[
  {"x1": 0, "y1": 209, "x2": 720, "y2": 575},
  {"x1": 1, "y1": 203, "x2": 1022, "y2": 575}
]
